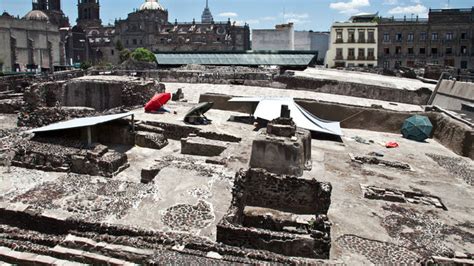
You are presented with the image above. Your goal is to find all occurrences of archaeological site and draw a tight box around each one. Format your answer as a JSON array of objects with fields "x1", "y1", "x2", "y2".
[{"x1": 0, "y1": 65, "x2": 472, "y2": 265}]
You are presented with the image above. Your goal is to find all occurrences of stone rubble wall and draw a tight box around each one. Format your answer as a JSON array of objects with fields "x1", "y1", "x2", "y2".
[{"x1": 275, "y1": 75, "x2": 433, "y2": 105}]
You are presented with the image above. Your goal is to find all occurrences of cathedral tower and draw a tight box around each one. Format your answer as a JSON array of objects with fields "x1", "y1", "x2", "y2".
[{"x1": 77, "y1": 0, "x2": 102, "y2": 28}]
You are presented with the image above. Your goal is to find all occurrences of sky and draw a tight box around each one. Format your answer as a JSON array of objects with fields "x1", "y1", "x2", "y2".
[{"x1": 0, "y1": 0, "x2": 472, "y2": 31}]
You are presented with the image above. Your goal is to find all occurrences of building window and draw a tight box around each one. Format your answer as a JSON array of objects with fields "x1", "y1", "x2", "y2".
[
  {"x1": 368, "y1": 48, "x2": 375, "y2": 59},
  {"x1": 445, "y1": 32, "x2": 453, "y2": 40},
  {"x1": 348, "y1": 30, "x2": 355, "y2": 43},
  {"x1": 383, "y1": 33, "x2": 390, "y2": 42},
  {"x1": 431, "y1": 32, "x2": 438, "y2": 41},
  {"x1": 431, "y1": 48, "x2": 438, "y2": 55},
  {"x1": 461, "y1": 46, "x2": 467, "y2": 55},
  {"x1": 336, "y1": 48, "x2": 343, "y2": 59},
  {"x1": 408, "y1": 47, "x2": 414, "y2": 55},
  {"x1": 133, "y1": 39, "x2": 137, "y2": 45},
  {"x1": 358, "y1": 30, "x2": 365, "y2": 43},
  {"x1": 407, "y1": 33, "x2": 414, "y2": 42},
  {"x1": 395, "y1": 46, "x2": 401, "y2": 54},
  {"x1": 461, "y1": 61, "x2": 468, "y2": 69},
  {"x1": 368, "y1": 31, "x2": 375, "y2": 43},
  {"x1": 407, "y1": 61, "x2": 415, "y2": 67},
  {"x1": 336, "y1": 30, "x2": 343, "y2": 43},
  {"x1": 383, "y1": 61, "x2": 390, "y2": 69},
  {"x1": 348, "y1": 48, "x2": 355, "y2": 59},
  {"x1": 432, "y1": 61, "x2": 438, "y2": 65},
  {"x1": 420, "y1": 48, "x2": 426, "y2": 54},
  {"x1": 384, "y1": 47, "x2": 390, "y2": 55},
  {"x1": 420, "y1": 32, "x2": 427, "y2": 41},
  {"x1": 395, "y1": 61, "x2": 402, "y2": 67},
  {"x1": 446, "y1": 47, "x2": 453, "y2": 55},
  {"x1": 395, "y1": 33, "x2": 402, "y2": 42},
  {"x1": 126, "y1": 40, "x2": 129, "y2": 45},
  {"x1": 358, "y1": 48, "x2": 365, "y2": 59},
  {"x1": 111, "y1": 49, "x2": 114, "y2": 55},
  {"x1": 461, "y1": 32, "x2": 467, "y2": 40}
]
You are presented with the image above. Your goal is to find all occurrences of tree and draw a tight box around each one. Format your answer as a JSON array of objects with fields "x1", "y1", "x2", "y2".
[
  {"x1": 119, "y1": 49, "x2": 131, "y2": 63},
  {"x1": 80, "y1": 61, "x2": 92, "y2": 70},
  {"x1": 130, "y1": 48, "x2": 156, "y2": 63},
  {"x1": 115, "y1": 40, "x2": 124, "y2": 52}
]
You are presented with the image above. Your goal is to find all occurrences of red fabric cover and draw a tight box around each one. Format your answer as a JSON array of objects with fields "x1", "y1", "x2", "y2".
[
  {"x1": 385, "y1": 141, "x2": 399, "y2": 148},
  {"x1": 144, "y1": 93, "x2": 171, "y2": 112}
]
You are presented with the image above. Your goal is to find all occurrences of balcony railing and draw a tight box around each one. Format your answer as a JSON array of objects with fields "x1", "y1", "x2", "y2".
[
  {"x1": 357, "y1": 56, "x2": 366, "y2": 60},
  {"x1": 367, "y1": 39, "x2": 376, "y2": 43},
  {"x1": 347, "y1": 38, "x2": 356, "y2": 43},
  {"x1": 335, "y1": 55, "x2": 343, "y2": 60},
  {"x1": 347, "y1": 55, "x2": 355, "y2": 60},
  {"x1": 367, "y1": 56, "x2": 375, "y2": 60},
  {"x1": 335, "y1": 39, "x2": 343, "y2": 43},
  {"x1": 358, "y1": 39, "x2": 366, "y2": 43}
]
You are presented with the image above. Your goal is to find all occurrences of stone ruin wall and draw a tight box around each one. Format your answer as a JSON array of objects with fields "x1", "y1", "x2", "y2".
[
  {"x1": 217, "y1": 168, "x2": 332, "y2": 259},
  {"x1": 237, "y1": 168, "x2": 331, "y2": 215}
]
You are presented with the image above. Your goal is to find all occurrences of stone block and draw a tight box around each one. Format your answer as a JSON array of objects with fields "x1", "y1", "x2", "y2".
[
  {"x1": 141, "y1": 165, "x2": 162, "y2": 184},
  {"x1": 181, "y1": 137, "x2": 227, "y2": 157},
  {"x1": 135, "y1": 132, "x2": 168, "y2": 150},
  {"x1": 250, "y1": 134, "x2": 306, "y2": 176}
]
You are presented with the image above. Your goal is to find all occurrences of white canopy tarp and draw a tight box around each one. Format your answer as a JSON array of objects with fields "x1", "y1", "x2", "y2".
[{"x1": 229, "y1": 97, "x2": 342, "y2": 136}]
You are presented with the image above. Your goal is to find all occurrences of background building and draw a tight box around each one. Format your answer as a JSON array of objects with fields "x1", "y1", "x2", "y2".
[
  {"x1": 378, "y1": 7, "x2": 474, "y2": 70},
  {"x1": 325, "y1": 14, "x2": 378, "y2": 68},
  {"x1": 252, "y1": 23, "x2": 329, "y2": 62},
  {"x1": 0, "y1": 11, "x2": 62, "y2": 72}
]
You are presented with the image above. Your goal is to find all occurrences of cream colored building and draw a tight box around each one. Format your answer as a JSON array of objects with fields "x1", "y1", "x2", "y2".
[
  {"x1": 0, "y1": 11, "x2": 62, "y2": 72},
  {"x1": 325, "y1": 14, "x2": 378, "y2": 68}
]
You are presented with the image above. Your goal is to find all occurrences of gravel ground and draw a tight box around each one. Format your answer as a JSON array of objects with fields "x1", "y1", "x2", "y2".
[{"x1": 426, "y1": 153, "x2": 474, "y2": 185}]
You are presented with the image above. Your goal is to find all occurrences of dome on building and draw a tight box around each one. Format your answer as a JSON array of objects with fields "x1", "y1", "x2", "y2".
[
  {"x1": 139, "y1": 0, "x2": 165, "y2": 11},
  {"x1": 24, "y1": 10, "x2": 49, "y2": 22}
]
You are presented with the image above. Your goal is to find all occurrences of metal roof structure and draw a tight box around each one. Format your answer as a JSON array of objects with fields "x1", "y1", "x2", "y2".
[
  {"x1": 229, "y1": 97, "x2": 342, "y2": 136},
  {"x1": 155, "y1": 51, "x2": 318, "y2": 66},
  {"x1": 29, "y1": 112, "x2": 134, "y2": 133}
]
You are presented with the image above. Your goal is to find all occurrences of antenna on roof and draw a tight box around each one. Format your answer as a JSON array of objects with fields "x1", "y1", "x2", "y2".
[{"x1": 447, "y1": 0, "x2": 450, "y2": 8}]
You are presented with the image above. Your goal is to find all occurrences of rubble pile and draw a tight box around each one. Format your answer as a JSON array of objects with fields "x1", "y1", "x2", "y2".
[{"x1": 162, "y1": 200, "x2": 215, "y2": 231}]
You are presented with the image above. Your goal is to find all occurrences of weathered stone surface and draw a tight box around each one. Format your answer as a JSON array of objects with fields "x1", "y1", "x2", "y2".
[
  {"x1": 135, "y1": 132, "x2": 168, "y2": 150},
  {"x1": 181, "y1": 137, "x2": 227, "y2": 157}
]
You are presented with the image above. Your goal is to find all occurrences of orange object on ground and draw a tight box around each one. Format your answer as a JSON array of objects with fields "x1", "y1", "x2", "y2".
[
  {"x1": 385, "y1": 141, "x2": 399, "y2": 148},
  {"x1": 144, "y1": 93, "x2": 171, "y2": 112}
]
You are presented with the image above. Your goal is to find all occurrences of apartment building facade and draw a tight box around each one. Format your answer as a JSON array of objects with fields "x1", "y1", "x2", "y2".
[
  {"x1": 325, "y1": 14, "x2": 378, "y2": 68},
  {"x1": 378, "y1": 8, "x2": 474, "y2": 70}
]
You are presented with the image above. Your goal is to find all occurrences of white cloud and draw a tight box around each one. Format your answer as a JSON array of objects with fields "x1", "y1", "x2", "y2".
[
  {"x1": 218, "y1": 12, "x2": 238, "y2": 17},
  {"x1": 383, "y1": 0, "x2": 398, "y2": 5},
  {"x1": 411, "y1": 0, "x2": 422, "y2": 4},
  {"x1": 261, "y1": 16, "x2": 276, "y2": 21},
  {"x1": 329, "y1": 0, "x2": 370, "y2": 14},
  {"x1": 388, "y1": 4, "x2": 428, "y2": 15},
  {"x1": 282, "y1": 13, "x2": 310, "y2": 24},
  {"x1": 235, "y1": 19, "x2": 260, "y2": 26}
]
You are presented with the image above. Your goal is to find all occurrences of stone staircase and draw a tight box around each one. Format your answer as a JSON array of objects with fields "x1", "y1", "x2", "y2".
[{"x1": 0, "y1": 234, "x2": 154, "y2": 265}]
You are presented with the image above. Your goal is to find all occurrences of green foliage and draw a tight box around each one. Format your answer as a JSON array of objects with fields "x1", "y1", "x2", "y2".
[
  {"x1": 119, "y1": 49, "x2": 131, "y2": 63},
  {"x1": 372, "y1": 16, "x2": 381, "y2": 24},
  {"x1": 80, "y1": 61, "x2": 92, "y2": 70},
  {"x1": 130, "y1": 48, "x2": 156, "y2": 63},
  {"x1": 115, "y1": 40, "x2": 124, "y2": 51}
]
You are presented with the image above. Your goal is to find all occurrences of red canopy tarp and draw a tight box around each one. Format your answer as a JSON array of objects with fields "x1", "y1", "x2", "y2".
[{"x1": 144, "y1": 93, "x2": 171, "y2": 112}]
